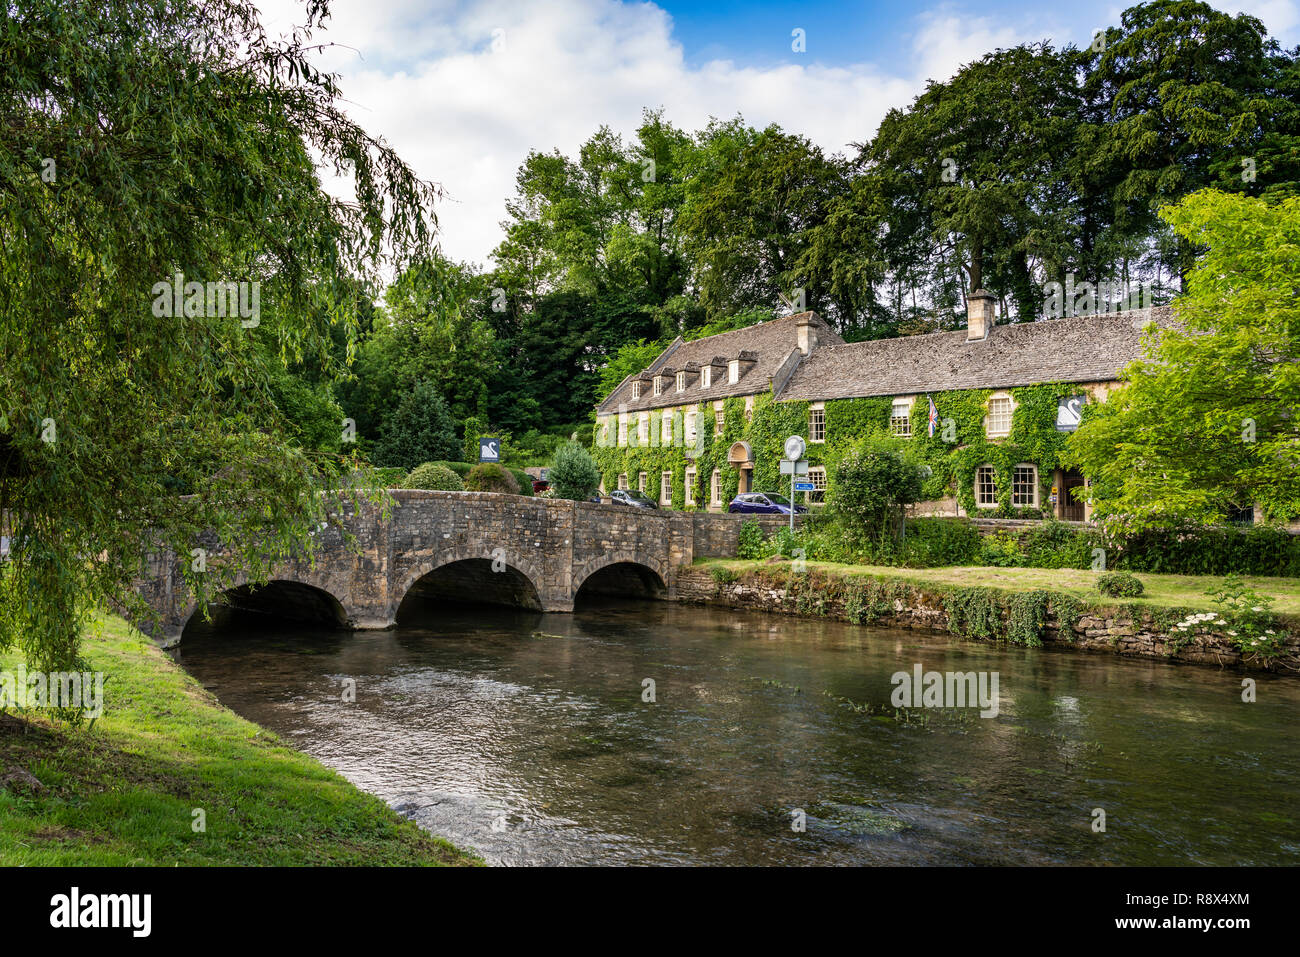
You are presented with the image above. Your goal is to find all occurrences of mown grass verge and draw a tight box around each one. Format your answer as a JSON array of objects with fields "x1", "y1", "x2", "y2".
[{"x1": 0, "y1": 614, "x2": 478, "y2": 866}]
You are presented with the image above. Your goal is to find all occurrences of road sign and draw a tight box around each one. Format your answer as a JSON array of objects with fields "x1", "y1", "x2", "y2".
[
  {"x1": 779, "y1": 459, "x2": 809, "y2": 475},
  {"x1": 793, "y1": 482, "x2": 815, "y2": 492},
  {"x1": 479, "y1": 436, "x2": 501, "y2": 462},
  {"x1": 783, "y1": 435, "x2": 806, "y2": 461}
]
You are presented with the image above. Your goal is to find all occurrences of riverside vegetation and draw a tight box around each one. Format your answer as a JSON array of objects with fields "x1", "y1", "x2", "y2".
[
  {"x1": 716, "y1": 511, "x2": 1300, "y2": 670},
  {"x1": 0, "y1": 615, "x2": 478, "y2": 866}
]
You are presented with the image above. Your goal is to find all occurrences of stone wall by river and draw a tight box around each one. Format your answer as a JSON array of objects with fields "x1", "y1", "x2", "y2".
[{"x1": 674, "y1": 565, "x2": 1300, "y2": 673}]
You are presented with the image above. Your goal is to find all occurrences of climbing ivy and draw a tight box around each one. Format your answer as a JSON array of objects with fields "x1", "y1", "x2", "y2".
[{"x1": 594, "y1": 380, "x2": 1093, "y2": 515}]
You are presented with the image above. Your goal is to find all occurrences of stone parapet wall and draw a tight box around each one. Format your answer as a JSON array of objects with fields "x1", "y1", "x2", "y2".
[{"x1": 135, "y1": 491, "x2": 797, "y2": 642}]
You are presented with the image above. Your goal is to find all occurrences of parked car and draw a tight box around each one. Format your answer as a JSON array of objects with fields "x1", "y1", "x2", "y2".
[
  {"x1": 532, "y1": 479, "x2": 550, "y2": 494},
  {"x1": 728, "y1": 492, "x2": 807, "y2": 515},
  {"x1": 608, "y1": 488, "x2": 659, "y2": 509}
]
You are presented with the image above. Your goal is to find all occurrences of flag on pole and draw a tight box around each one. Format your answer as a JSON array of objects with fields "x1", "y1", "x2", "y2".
[{"x1": 927, "y1": 394, "x2": 938, "y2": 437}]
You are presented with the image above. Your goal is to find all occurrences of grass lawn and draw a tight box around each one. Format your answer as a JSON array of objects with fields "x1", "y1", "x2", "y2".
[
  {"x1": 0, "y1": 614, "x2": 478, "y2": 866},
  {"x1": 697, "y1": 558, "x2": 1300, "y2": 617}
]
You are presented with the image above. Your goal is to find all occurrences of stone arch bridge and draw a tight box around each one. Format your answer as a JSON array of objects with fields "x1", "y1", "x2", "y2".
[{"x1": 135, "y1": 490, "x2": 783, "y2": 642}]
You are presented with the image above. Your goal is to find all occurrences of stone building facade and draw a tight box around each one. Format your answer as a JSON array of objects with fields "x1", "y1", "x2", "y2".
[{"x1": 593, "y1": 294, "x2": 1175, "y2": 520}]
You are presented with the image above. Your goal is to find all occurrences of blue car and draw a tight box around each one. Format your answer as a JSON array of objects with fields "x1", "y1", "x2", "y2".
[{"x1": 728, "y1": 492, "x2": 807, "y2": 515}]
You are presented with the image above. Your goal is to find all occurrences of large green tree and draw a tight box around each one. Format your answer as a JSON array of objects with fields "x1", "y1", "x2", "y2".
[
  {"x1": 871, "y1": 42, "x2": 1088, "y2": 323},
  {"x1": 1064, "y1": 190, "x2": 1300, "y2": 529},
  {"x1": 0, "y1": 0, "x2": 438, "y2": 672},
  {"x1": 1090, "y1": 1, "x2": 1279, "y2": 285},
  {"x1": 338, "y1": 256, "x2": 495, "y2": 446},
  {"x1": 680, "y1": 120, "x2": 850, "y2": 322}
]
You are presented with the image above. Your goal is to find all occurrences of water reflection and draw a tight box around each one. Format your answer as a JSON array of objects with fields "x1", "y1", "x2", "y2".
[{"x1": 175, "y1": 599, "x2": 1300, "y2": 866}]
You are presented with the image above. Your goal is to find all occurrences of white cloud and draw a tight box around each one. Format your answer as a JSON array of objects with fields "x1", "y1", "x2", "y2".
[
  {"x1": 910, "y1": 6, "x2": 1050, "y2": 85},
  {"x1": 1224, "y1": 0, "x2": 1300, "y2": 43},
  {"x1": 248, "y1": 1, "x2": 1066, "y2": 266}
]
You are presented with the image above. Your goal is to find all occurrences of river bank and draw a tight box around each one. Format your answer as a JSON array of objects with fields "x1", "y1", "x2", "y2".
[
  {"x1": 681, "y1": 560, "x2": 1300, "y2": 673},
  {"x1": 0, "y1": 614, "x2": 478, "y2": 865}
]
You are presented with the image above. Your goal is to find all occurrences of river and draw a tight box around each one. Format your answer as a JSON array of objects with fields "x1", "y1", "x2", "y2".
[{"x1": 175, "y1": 599, "x2": 1300, "y2": 865}]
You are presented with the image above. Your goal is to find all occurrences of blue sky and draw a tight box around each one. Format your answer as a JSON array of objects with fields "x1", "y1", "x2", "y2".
[
  {"x1": 659, "y1": 0, "x2": 926, "y2": 70},
  {"x1": 656, "y1": 0, "x2": 1296, "y2": 69},
  {"x1": 657, "y1": 0, "x2": 1030, "y2": 71},
  {"x1": 256, "y1": 0, "x2": 1299, "y2": 265}
]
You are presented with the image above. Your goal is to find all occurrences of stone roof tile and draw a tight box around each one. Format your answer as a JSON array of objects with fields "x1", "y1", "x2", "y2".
[
  {"x1": 597, "y1": 312, "x2": 843, "y2": 414},
  {"x1": 777, "y1": 307, "x2": 1174, "y2": 402}
]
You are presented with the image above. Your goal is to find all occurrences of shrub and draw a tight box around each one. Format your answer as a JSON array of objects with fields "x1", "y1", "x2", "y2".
[
  {"x1": 1097, "y1": 570, "x2": 1144, "y2": 598},
  {"x1": 548, "y1": 441, "x2": 601, "y2": 500},
  {"x1": 977, "y1": 530, "x2": 1024, "y2": 567},
  {"x1": 1111, "y1": 524, "x2": 1300, "y2": 577},
  {"x1": 464, "y1": 463, "x2": 520, "y2": 494},
  {"x1": 709, "y1": 565, "x2": 739, "y2": 586},
  {"x1": 1019, "y1": 518, "x2": 1091, "y2": 569},
  {"x1": 901, "y1": 517, "x2": 981, "y2": 567},
  {"x1": 373, "y1": 381, "x2": 460, "y2": 470},
  {"x1": 1203, "y1": 573, "x2": 1286, "y2": 661},
  {"x1": 833, "y1": 436, "x2": 925, "y2": 546},
  {"x1": 426, "y1": 460, "x2": 472, "y2": 478},
  {"x1": 402, "y1": 462, "x2": 464, "y2": 491},
  {"x1": 737, "y1": 520, "x2": 767, "y2": 560},
  {"x1": 371, "y1": 467, "x2": 407, "y2": 487},
  {"x1": 508, "y1": 468, "x2": 534, "y2": 496}
]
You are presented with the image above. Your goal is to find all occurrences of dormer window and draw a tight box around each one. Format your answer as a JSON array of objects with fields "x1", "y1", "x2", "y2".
[
  {"x1": 653, "y1": 376, "x2": 663, "y2": 397},
  {"x1": 728, "y1": 360, "x2": 740, "y2": 384},
  {"x1": 676, "y1": 371, "x2": 686, "y2": 392},
  {"x1": 701, "y1": 366, "x2": 711, "y2": 388},
  {"x1": 632, "y1": 380, "x2": 641, "y2": 400}
]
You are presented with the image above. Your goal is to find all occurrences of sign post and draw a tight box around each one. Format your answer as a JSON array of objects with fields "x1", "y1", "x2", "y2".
[
  {"x1": 782, "y1": 436, "x2": 806, "y2": 533},
  {"x1": 478, "y1": 437, "x2": 501, "y2": 463}
]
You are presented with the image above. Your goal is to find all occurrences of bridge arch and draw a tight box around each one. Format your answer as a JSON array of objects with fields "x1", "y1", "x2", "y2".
[
  {"x1": 571, "y1": 552, "x2": 668, "y2": 603},
  {"x1": 393, "y1": 546, "x2": 546, "y2": 620},
  {"x1": 179, "y1": 576, "x2": 349, "y2": 635}
]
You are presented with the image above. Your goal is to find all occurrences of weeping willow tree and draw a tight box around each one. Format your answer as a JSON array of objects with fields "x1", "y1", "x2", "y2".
[{"x1": 0, "y1": 0, "x2": 441, "y2": 674}]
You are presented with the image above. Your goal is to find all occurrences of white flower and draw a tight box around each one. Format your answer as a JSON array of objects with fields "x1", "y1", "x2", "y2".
[
  {"x1": 1252, "y1": 606, "x2": 1263, "y2": 612},
  {"x1": 1227, "y1": 631, "x2": 1238, "y2": 637}
]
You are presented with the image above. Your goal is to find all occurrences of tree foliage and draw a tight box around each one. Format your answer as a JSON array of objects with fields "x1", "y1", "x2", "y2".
[
  {"x1": 832, "y1": 436, "x2": 926, "y2": 544},
  {"x1": 1064, "y1": 189, "x2": 1300, "y2": 529},
  {"x1": 372, "y1": 381, "x2": 461, "y2": 471},
  {"x1": 0, "y1": 0, "x2": 438, "y2": 672},
  {"x1": 548, "y1": 442, "x2": 600, "y2": 501}
]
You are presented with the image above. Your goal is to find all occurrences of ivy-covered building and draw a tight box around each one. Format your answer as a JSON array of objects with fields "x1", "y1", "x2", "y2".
[{"x1": 593, "y1": 293, "x2": 1174, "y2": 520}]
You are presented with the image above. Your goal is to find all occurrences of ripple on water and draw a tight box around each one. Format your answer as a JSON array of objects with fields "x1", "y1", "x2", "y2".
[{"x1": 176, "y1": 602, "x2": 1300, "y2": 866}]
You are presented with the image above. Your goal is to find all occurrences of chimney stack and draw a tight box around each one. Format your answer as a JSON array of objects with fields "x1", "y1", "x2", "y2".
[
  {"x1": 796, "y1": 313, "x2": 818, "y2": 355},
  {"x1": 966, "y1": 290, "x2": 995, "y2": 341}
]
